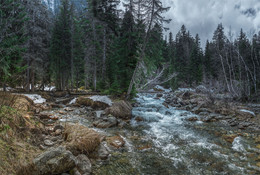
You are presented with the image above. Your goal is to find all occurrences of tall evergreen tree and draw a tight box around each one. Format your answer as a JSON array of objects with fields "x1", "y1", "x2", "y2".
[
  {"x1": 0, "y1": 0, "x2": 27, "y2": 90},
  {"x1": 50, "y1": 0, "x2": 72, "y2": 90}
]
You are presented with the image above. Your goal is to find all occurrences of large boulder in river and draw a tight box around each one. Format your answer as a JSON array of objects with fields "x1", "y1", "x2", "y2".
[
  {"x1": 32, "y1": 146, "x2": 76, "y2": 175},
  {"x1": 73, "y1": 154, "x2": 92, "y2": 175},
  {"x1": 104, "y1": 100, "x2": 132, "y2": 119},
  {"x1": 76, "y1": 96, "x2": 112, "y2": 110}
]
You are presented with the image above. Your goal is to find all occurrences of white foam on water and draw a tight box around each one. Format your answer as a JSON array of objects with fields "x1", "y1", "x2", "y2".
[
  {"x1": 69, "y1": 98, "x2": 77, "y2": 104},
  {"x1": 232, "y1": 137, "x2": 246, "y2": 152},
  {"x1": 239, "y1": 109, "x2": 255, "y2": 116}
]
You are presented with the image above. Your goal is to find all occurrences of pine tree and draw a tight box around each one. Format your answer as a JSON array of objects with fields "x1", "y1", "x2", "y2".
[
  {"x1": 189, "y1": 34, "x2": 202, "y2": 84},
  {"x1": 50, "y1": 0, "x2": 72, "y2": 90},
  {"x1": 107, "y1": 9, "x2": 137, "y2": 94},
  {"x1": 204, "y1": 40, "x2": 214, "y2": 78},
  {"x1": 0, "y1": 0, "x2": 27, "y2": 90}
]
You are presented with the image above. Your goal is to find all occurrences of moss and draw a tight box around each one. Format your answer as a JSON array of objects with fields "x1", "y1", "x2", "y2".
[{"x1": 93, "y1": 152, "x2": 139, "y2": 175}]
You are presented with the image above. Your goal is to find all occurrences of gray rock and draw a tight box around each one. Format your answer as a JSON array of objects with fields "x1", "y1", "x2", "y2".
[
  {"x1": 98, "y1": 142, "x2": 110, "y2": 160},
  {"x1": 199, "y1": 112, "x2": 210, "y2": 116},
  {"x1": 55, "y1": 129, "x2": 62, "y2": 135},
  {"x1": 33, "y1": 146, "x2": 76, "y2": 175},
  {"x1": 93, "y1": 116, "x2": 117, "y2": 128},
  {"x1": 75, "y1": 154, "x2": 92, "y2": 175},
  {"x1": 54, "y1": 125, "x2": 64, "y2": 132},
  {"x1": 44, "y1": 139, "x2": 55, "y2": 146}
]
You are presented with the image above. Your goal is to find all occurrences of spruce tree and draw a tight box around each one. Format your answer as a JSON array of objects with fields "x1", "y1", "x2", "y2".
[
  {"x1": 0, "y1": 0, "x2": 27, "y2": 90},
  {"x1": 50, "y1": 0, "x2": 72, "y2": 90}
]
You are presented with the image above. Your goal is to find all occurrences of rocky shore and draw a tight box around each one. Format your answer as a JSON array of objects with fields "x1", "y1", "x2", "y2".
[
  {"x1": 1, "y1": 86, "x2": 260, "y2": 174},
  {"x1": 162, "y1": 86, "x2": 260, "y2": 132}
]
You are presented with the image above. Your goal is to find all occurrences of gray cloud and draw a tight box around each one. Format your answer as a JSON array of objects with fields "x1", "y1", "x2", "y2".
[{"x1": 162, "y1": 0, "x2": 260, "y2": 48}]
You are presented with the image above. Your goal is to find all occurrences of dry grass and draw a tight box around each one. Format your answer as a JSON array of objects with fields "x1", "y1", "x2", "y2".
[
  {"x1": 0, "y1": 92, "x2": 43, "y2": 175},
  {"x1": 63, "y1": 124, "x2": 102, "y2": 157},
  {"x1": 0, "y1": 92, "x2": 34, "y2": 111}
]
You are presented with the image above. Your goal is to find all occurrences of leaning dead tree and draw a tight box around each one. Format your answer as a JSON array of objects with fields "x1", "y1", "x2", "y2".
[
  {"x1": 138, "y1": 64, "x2": 177, "y2": 90},
  {"x1": 126, "y1": 0, "x2": 171, "y2": 99}
]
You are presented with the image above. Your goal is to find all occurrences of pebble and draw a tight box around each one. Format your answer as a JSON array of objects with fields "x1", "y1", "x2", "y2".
[{"x1": 44, "y1": 139, "x2": 55, "y2": 146}]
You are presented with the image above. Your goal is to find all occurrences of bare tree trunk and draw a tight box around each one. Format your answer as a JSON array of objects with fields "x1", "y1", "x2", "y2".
[
  {"x1": 3, "y1": 83, "x2": 6, "y2": 92},
  {"x1": 92, "y1": 18, "x2": 97, "y2": 91},
  {"x1": 102, "y1": 28, "x2": 107, "y2": 80},
  {"x1": 219, "y1": 53, "x2": 231, "y2": 93},
  {"x1": 71, "y1": 18, "x2": 74, "y2": 91},
  {"x1": 26, "y1": 57, "x2": 30, "y2": 92},
  {"x1": 126, "y1": 0, "x2": 155, "y2": 99},
  {"x1": 31, "y1": 70, "x2": 35, "y2": 92},
  {"x1": 84, "y1": 54, "x2": 89, "y2": 89}
]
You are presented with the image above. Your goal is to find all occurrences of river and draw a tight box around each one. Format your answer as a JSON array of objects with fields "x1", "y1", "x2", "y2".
[{"x1": 56, "y1": 92, "x2": 258, "y2": 175}]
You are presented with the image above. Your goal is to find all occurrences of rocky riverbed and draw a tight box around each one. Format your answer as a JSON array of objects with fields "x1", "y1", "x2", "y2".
[{"x1": 12, "y1": 87, "x2": 260, "y2": 175}]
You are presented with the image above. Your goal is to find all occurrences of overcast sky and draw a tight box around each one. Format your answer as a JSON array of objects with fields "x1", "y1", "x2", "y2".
[{"x1": 162, "y1": 0, "x2": 260, "y2": 48}]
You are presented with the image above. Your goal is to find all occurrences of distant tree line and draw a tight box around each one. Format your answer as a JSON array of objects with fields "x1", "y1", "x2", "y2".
[
  {"x1": 0, "y1": 0, "x2": 259, "y2": 100},
  {"x1": 165, "y1": 24, "x2": 260, "y2": 100}
]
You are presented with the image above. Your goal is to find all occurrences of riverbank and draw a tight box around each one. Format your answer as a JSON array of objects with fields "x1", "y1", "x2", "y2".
[{"x1": 0, "y1": 87, "x2": 260, "y2": 174}]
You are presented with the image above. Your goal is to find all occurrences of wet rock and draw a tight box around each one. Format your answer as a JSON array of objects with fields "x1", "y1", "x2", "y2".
[
  {"x1": 75, "y1": 154, "x2": 92, "y2": 175},
  {"x1": 93, "y1": 116, "x2": 117, "y2": 128},
  {"x1": 237, "y1": 109, "x2": 256, "y2": 118},
  {"x1": 138, "y1": 145, "x2": 152, "y2": 150},
  {"x1": 237, "y1": 122, "x2": 252, "y2": 130},
  {"x1": 64, "y1": 107, "x2": 73, "y2": 111},
  {"x1": 201, "y1": 116, "x2": 216, "y2": 122},
  {"x1": 32, "y1": 146, "x2": 76, "y2": 175},
  {"x1": 37, "y1": 113, "x2": 52, "y2": 120},
  {"x1": 49, "y1": 115, "x2": 59, "y2": 121},
  {"x1": 135, "y1": 116, "x2": 144, "y2": 122},
  {"x1": 98, "y1": 142, "x2": 110, "y2": 160},
  {"x1": 223, "y1": 134, "x2": 237, "y2": 143},
  {"x1": 56, "y1": 98, "x2": 73, "y2": 105},
  {"x1": 162, "y1": 103, "x2": 169, "y2": 108},
  {"x1": 187, "y1": 117, "x2": 198, "y2": 122},
  {"x1": 39, "y1": 144, "x2": 47, "y2": 150},
  {"x1": 72, "y1": 168, "x2": 81, "y2": 175},
  {"x1": 107, "y1": 136, "x2": 125, "y2": 148},
  {"x1": 165, "y1": 111, "x2": 172, "y2": 115},
  {"x1": 181, "y1": 91, "x2": 194, "y2": 100},
  {"x1": 50, "y1": 103, "x2": 63, "y2": 108},
  {"x1": 44, "y1": 139, "x2": 55, "y2": 146},
  {"x1": 54, "y1": 125, "x2": 64, "y2": 132},
  {"x1": 77, "y1": 96, "x2": 112, "y2": 110},
  {"x1": 118, "y1": 120, "x2": 127, "y2": 128},
  {"x1": 195, "y1": 85, "x2": 211, "y2": 93},
  {"x1": 55, "y1": 129, "x2": 62, "y2": 135},
  {"x1": 153, "y1": 86, "x2": 165, "y2": 92},
  {"x1": 59, "y1": 110, "x2": 67, "y2": 115},
  {"x1": 199, "y1": 112, "x2": 210, "y2": 116},
  {"x1": 228, "y1": 119, "x2": 238, "y2": 127},
  {"x1": 104, "y1": 100, "x2": 132, "y2": 119},
  {"x1": 156, "y1": 94, "x2": 163, "y2": 98}
]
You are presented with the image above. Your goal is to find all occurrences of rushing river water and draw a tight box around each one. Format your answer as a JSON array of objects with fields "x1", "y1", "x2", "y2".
[{"x1": 56, "y1": 93, "x2": 259, "y2": 175}]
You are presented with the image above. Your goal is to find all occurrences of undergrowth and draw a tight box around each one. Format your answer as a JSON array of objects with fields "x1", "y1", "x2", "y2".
[{"x1": 0, "y1": 92, "x2": 42, "y2": 175}]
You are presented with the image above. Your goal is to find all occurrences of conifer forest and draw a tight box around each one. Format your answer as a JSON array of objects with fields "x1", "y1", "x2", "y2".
[
  {"x1": 0, "y1": 0, "x2": 260, "y2": 175},
  {"x1": 1, "y1": 0, "x2": 259, "y2": 100}
]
